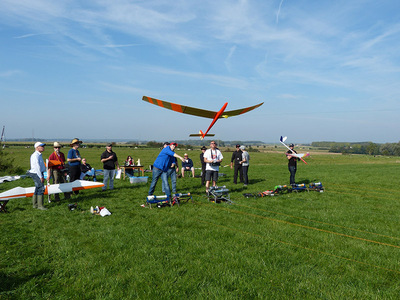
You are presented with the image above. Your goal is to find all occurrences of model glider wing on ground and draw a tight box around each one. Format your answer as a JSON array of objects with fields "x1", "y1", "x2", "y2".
[
  {"x1": 0, "y1": 180, "x2": 104, "y2": 201},
  {"x1": 280, "y1": 136, "x2": 309, "y2": 165},
  {"x1": 142, "y1": 96, "x2": 264, "y2": 139}
]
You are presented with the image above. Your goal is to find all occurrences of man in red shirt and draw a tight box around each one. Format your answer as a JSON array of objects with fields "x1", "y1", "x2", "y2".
[{"x1": 48, "y1": 142, "x2": 70, "y2": 200}]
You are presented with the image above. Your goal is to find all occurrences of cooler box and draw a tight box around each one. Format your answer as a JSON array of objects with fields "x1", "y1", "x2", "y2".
[{"x1": 129, "y1": 176, "x2": 148, "y2": 184}]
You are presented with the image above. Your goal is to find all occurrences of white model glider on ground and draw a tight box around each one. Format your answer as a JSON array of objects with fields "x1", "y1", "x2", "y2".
[{"x1": 0, "y1": 180, "x2": 104, "y2": 201}]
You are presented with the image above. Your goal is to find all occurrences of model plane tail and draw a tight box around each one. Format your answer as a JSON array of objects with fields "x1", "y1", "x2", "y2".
[{"x1": 189, "y1": 130, "x2": 215, "y2": 139}]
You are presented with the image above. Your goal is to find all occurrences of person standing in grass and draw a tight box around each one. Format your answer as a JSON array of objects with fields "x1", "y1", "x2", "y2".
[
  {"x1": 27, "y1": 142, "x2": 47, "y2": 210},
  {"x1": 67, "y1": 138, "x2": 83, "y2": 195},
  {"x1": 287, "y1": 143, "x2": 299, "y2": 185},
  {"x1": 48, "y1": 142, "x2": 70, "y2": 200},
  {"x1": 204, "y1": 141, "x2": 223, "y2": 194},
  {"x1": 148, "y1": 142, "x2": 185, "y2": 199},
  {"x1": 101, "y1": 143, "x2": 120, "y2": 191},
  {"x1": 200, "y1": 146, "x2": 207, "y2": 186},
  {"x1": 240, "y1": 145, "x2": 250, "y2": 186},
  {"x1": 230, "y1": 144, "x2": 243, "y2": 184}
]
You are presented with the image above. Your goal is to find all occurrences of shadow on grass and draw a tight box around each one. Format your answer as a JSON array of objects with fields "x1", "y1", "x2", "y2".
[
  {"x1": 0, "y1": 269, "x2": 50, "y2": 293},
  {"x1": 296, "y1": 178, "x2": 321, "y2": 184}
]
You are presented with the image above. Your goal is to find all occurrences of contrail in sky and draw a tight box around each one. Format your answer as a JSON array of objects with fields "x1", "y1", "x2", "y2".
[{"x1": 276, "y1": 0, "x2": 285, "y2": 24}]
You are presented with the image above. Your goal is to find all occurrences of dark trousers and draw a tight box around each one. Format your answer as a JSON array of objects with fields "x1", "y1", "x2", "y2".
[
  {"x1": 242, "y1": 166, "x2": 249, "y2": 185},
  {"x1": 289, "y1": 165, "x2": 297, "y2": 185},
  {"x1": 233, "y1": 164, "x2": 243, "y2": 184},
  {"x1": 69, "y1": 165, "x2": 81, "y2": 194},
  {"x1": 201, "y1": 165, "x2": 206, "y2": 185}
]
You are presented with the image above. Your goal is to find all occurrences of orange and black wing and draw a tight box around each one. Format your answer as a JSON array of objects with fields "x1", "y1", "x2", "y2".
[
  {"x1": 223, "y1": 102, "x2": 264, "y2": 117},
  {"x1": 142, "y1": 96, "x2": 263, "y2": 119},
  {"x1": 142, "y1": 96, "x2": 217, "y2": 119}
]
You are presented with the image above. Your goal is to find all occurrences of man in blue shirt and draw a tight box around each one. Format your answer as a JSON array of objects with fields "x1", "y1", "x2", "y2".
[
  {"x1": 148, "y1": 142, "x2": 185, "y2": 199},
  {"x1": 67, "y1": 138, "x2": 82, "y2": 195}
]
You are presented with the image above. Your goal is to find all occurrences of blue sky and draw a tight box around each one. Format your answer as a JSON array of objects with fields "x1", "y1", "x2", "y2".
[{"x1": 1, "y1": 0, "x2": 400, "y2": 143}]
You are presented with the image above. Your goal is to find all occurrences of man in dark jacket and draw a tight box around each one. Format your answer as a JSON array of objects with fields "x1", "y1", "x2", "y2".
[
  {"x1": 100, "y1": 143, "x2": 119, "y2": 191},
  {"x1": 287, "y1": 143, "x2": 300, "y2": 185},
  {"x1": 230, "y1": 144, "x2": 243, "y2": 184},
  {"x1": 199, "y1": 146, "x2": 207, "y2": 185}
]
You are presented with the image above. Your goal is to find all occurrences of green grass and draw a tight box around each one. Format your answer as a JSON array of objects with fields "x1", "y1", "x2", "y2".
[{"x1": 1, "y1": 147, "x2": 400, "y2": 299}]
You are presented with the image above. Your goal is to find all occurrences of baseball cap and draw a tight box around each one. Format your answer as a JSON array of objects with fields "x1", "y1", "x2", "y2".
[
  {"x1": 240, "y1": 145, "x2": 245, "y2": 150},
  {"x1": 236, "y1": 144, "x2": 240, "y2": 148},
  {"x1": 169, "y1": 142, "x2": 178, "y2": 146},
  {"x1": 163, "y1": 142, "x2": 170, "y2": 146},
  {"x1": 34, "y1": 142, "x2": 46, "y2": 148},
  {"x1": 201, "y1": 146, "x2": 207, "y2": 150}
]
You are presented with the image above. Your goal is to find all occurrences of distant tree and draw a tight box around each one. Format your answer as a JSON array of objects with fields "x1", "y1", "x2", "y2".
[
  {"x1": 146, "y1": 141, "x2": 163, "y2": 148},
  {"x1": 366, "y1": 142, "x2": 380, "y2": 155},
  {"x1": 380, "y1": 143, "x2": 394, "y2": 156},
  {"x1": 394, "y1": 142, "x2": 400, "y2": 156}
]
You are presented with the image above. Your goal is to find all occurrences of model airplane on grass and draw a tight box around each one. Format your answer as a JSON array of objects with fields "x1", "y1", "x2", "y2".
[
  {"x1": 142, "y1": 96, "x2": 264, "y2": 139},
  {"x1": 0, "y1": 180, "x2": 104, "y2": 201},
  {"x1": 280, "y1": 136, "x2": 310, "y2": 165}
]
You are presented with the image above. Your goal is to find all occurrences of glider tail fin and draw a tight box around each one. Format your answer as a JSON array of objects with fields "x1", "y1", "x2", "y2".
[{"x1": 189, "y1": 130, "x2": 215, "y2": 139}]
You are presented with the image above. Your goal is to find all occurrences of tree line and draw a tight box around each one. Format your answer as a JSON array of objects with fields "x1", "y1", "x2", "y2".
[{"x1": 311, "y1": 141, "x2": 400, "y2": 156}]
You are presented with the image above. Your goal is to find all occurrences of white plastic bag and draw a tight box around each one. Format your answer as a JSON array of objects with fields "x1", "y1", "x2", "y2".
[
  {"x1": 100, "y1": 207, "x2": 111, "y2": 217},
  {"x1": 115, "y1": 169, "x2": 122, "y2": 179}
]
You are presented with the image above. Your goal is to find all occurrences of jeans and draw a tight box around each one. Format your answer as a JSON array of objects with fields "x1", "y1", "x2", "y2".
[
  {"x1": 103, "y1": 169, "x2": 115, "y2": 190},
  {"x1": 80, "y1": 168, "x2": 95, "y2": 180},
  {"x1": 165, "y1": 168, "x2": 177, "y2": 194},
  {"x1": 242, "y1": 166, "x2": 249, "y2": 185},
  {"x1": 148, "y1": 167, "x2": 170, "y2": 197},
  {"x1": 27, "y1": 172, "x2": 45, "y2": 195},
  {"x1": 289, "y1": 165, "x2": 297, "y2": 185}
]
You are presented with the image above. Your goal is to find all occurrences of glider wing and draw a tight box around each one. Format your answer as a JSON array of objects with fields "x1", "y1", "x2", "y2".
[
  {"x1": 142, "y1": 96, "x2": 217, "y2": 119},
  {"x1": 223, "y1": 102, "x2": 264, "y2": 117},
  {"x1": 142, "y1": 96, "x2": 264, "y2": 119}
]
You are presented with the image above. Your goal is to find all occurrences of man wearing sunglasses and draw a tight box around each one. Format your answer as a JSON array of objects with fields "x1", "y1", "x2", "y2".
[
  {"x1": 203, "y1": 141, "x2": 223, "y2": 194},
  {"x1": 48, "y1": 142, "x2": 69, "y2": 201}
]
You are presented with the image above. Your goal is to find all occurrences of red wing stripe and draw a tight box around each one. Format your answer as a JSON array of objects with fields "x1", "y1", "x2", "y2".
[
  {"x1": 156, "y1": 99, "x2": 164, "y2": 108},
  {"x1": 170, "y1": 103, "x2": 183, "y2": 113}
]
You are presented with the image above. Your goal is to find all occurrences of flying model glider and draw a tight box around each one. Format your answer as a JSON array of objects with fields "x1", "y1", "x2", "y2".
[
  {"x1": 142, "y1": 96, "x2": 264, "y2": 139},
  {"x1": 280, "y1": 136, "x2": 310, "y2": 165}
]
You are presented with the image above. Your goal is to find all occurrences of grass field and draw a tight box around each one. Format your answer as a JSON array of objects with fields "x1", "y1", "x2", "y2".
[{"x1": 1, "y1": 146, "x2": 400, "y2": 299}]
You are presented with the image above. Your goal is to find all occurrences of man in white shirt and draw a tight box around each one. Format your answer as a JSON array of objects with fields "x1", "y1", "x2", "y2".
[
  {"x1": 27, "y1": 142, "x2": 47, "y2": 210},
  {"x1": 203, "y1": 141, "x2": 223, "y2": 194}
]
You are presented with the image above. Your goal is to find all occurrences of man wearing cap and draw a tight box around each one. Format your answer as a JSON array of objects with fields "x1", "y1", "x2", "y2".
[
  {"x1": 48, "y1": 142, "x2": 70, "y2": 201},
  {"x1": 230, "y1": 144, "x2": 243, "y2": 184},
  {"x1": 161, "y1": 142, "x2": 178, "y2": 195},
  {"x1": 287, "y1": 143, "x2": 300, "y2": 185},
  {"x1": 199, "y1": 146, "x2": 207, "y2": 185},
  {"x1": 27, "y1": 142, "x2": 47, "y2": 210},
  {"x1": 67, "y1": 138, "x2": 83, "y2": 194},
  {"x1": 181, "y1": 153, "x2": 195, "y2": 177},
  {"x1": 240, "y1": 145, "x2": 250, "y2": 186},
  {"x1": 148, "y1": 142, "x2": 185, "y2": 199},
  {"x1": 100, "y1": 143, "x2": 120, "y2": 191}
]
